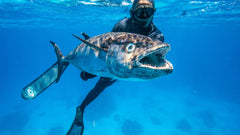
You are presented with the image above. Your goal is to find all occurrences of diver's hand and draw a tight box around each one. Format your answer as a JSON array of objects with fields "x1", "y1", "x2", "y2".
[{"x1": 80, "y1": 71, "x2": 97, "y2": 81}]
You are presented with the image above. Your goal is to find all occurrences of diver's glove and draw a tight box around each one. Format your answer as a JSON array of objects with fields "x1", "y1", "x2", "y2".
[{"x1": 80, "y1": 71, "x2": 97, "y2": 81}]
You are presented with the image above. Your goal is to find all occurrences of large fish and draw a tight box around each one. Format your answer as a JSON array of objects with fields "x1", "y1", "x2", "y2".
[{"x1": 22, "y1": 32, "x2": 173, "y2": 100}]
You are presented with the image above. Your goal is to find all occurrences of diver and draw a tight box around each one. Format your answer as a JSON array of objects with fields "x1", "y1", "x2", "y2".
[
  {"x1": 67, "y1": 0, "x2": 164, "y2": 134},
  {"x1": 112, "y1": 0, "x2": 164, "y2": 41}
]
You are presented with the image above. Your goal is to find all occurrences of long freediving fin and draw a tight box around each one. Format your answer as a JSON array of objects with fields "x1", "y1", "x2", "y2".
[
  {"x1": 67, "y1": 107, "x2": 84, "y2": 135},
  {"x1": 22, "y1": 62, "x2": 59, "y2": 100},
  {"x1": 22, "y1": 41, "x2": 69, "y2": 100}
]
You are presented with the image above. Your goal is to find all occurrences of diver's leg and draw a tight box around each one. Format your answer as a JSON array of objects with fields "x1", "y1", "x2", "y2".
[
  {"x1": 80, "y1": 77, "x2": 116, "y2": 110},
  {"x1": 67, "y1": 77, "x2": 116, "y2": 135}
]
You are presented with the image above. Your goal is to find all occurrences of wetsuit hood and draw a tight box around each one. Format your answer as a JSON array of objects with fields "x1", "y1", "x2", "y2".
[{"x1": 130, "y1": 0, "x2": 155, "y2": 25}]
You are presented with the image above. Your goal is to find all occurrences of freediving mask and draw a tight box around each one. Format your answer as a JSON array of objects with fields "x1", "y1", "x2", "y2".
[
  {"x1": 133, "y1": 0, "x2": 156, "y2": 20},
  {"x1": 134, "y1": 7, "x2": 155, "y2": 19}
]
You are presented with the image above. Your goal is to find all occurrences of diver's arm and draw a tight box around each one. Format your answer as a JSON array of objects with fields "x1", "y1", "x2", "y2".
[
  {"x1": 112, "y1": 22, "x2": 124, "y2": 32},
  {"x1": 112, "y1": 22, "x2": 121, "y2": 32},
  {"x1": 111, "y1": 18, "x2": 128, "y2": 32}
]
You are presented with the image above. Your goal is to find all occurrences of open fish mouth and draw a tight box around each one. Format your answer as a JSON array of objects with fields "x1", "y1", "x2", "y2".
[{"x1": 137, "y1": 44, "x2": 173, "y2": 71}]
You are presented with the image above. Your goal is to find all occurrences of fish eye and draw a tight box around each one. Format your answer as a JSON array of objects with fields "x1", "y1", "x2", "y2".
[{"x1": 125, "y1": 43, "x2": 136, "y2": 53}]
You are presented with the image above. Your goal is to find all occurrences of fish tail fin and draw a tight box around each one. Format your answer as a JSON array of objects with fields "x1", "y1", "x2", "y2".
[{"x1": 50, "y1": 41, "x2": 69, "y2": 83}]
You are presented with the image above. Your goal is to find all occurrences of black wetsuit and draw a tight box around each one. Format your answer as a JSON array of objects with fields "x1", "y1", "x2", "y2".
[
  {"x1": 79, "y1": 18, "x2": 164, "y2": 111},
  {"x1": 112, "y1": 17, "x2": 164, "y2": 42},
  {"x1": 79, "y1": 0, "x2": 164, "y2": 112},
  {"x1": 68, "y1": 1, "x2": 165, "y2": 135}
]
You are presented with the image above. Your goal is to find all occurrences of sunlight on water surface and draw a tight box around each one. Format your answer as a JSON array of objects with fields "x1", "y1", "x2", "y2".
[{"x1": 0, "y1": 0, "x2": 240, "y2": 28}]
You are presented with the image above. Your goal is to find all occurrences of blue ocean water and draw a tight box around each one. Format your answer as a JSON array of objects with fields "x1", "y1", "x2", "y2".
[{"x1": 1, "y1": 0, "x2": 240, "y2": 135}]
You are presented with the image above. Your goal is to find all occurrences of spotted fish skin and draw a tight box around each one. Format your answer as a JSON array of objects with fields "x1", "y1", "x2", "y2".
[{"x1": 64, "y1": 32, "x2": 173, "y2": 80}]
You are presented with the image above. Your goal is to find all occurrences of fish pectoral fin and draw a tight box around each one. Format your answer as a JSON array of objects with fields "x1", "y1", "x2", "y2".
[{"x1": 72, "y1": 34, "x2": 107, "y2": 52}]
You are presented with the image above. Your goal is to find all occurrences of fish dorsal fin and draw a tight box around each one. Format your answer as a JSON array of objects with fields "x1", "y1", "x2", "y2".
[
  {"x1": 81, "y1": 32, "x2": 90, "y2": 40},
  {"x1": 72, "y1": 34, "x2": 106, "y2": 52}
]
